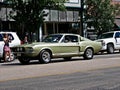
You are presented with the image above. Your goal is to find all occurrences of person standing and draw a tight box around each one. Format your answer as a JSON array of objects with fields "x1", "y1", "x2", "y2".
[
  {"x1": 3, "y1": 33, "x2": 11, "y2": 62},
  {"x1": 23, "y1": 36, "x2": 28, "y2": 44}
]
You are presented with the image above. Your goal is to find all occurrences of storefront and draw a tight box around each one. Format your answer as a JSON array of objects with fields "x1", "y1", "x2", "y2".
[
  {"x1": 0, "y1": 0, "x2": 82, "y2": 41},
  {"x1": 42, "y1": 9, "x2": 80, "y2": 35},
  {"x1": 40, "y1": 0, "x2": 82, "y2": 40}
]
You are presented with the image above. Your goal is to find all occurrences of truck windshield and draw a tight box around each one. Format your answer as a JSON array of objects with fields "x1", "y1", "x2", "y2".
[{"x1": 98, "y1": 32, "x2": 114, "y2": 39}]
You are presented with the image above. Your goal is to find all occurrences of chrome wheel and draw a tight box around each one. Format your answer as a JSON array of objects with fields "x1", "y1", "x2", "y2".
[
  {"x1": 39, "y1": 50, "x2": 51, "y2": 64},
  {"x1": 83, "y1": 48, "x2": 93, "y2": 59}
]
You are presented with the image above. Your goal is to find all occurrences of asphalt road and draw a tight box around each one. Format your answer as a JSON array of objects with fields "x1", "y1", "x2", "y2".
[
  {"x1": 1, "y1": 67, "x2": 120, "y2": 90},
  {"x1": 0, "y1": 53, "x2": 120, "y2": 90}
]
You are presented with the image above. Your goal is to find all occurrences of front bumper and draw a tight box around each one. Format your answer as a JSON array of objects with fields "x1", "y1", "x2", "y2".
[{"x1": 13, "y1": 52, "x2": 37, "y2": 58}]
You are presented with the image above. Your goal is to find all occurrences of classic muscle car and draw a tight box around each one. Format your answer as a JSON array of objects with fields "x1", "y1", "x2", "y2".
[{"x1": 11, "y1": 33, "x2": 102, "y2": 64}]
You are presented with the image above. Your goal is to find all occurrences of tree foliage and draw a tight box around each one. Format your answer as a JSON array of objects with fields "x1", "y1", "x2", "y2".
[
  {"x1": 84, "y1": 0, "x2": 120, "y2": 35},
  {"x1": 6, "y1": 0, "x2": 66, "y2": 41}
]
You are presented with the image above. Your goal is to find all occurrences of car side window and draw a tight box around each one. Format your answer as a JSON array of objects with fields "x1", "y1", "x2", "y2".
[
  {"x1": 64, "y1": 35, "x2": 78, "y2": 43},
  {"x1": 0, "y1": 34, "x2": 3, "y2": 41},
  {"x1": 70, "y1": 36, "x2": 78, "y2": 42},
  {"x1": 115, "y1": 32, "x2": 120, "y2": 38}
]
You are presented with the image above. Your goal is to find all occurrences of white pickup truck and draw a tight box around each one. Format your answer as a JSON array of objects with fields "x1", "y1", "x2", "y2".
[
  {"x1": 97, "y1": 31, "x2": 120, "y2": 54},
  {"x1": 0, "y1": 32, "x2": 21, "y2": 62}
]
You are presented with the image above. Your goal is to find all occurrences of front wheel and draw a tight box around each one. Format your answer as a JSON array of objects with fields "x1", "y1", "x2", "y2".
[
  {"x1": 107, "y1": 44, "x2": 114, "y2": 54},
  {"x1": 18, "y1": 58, "x2": 30, "y2": 65},
  {"x1": 39, "y1": 50, "x2": 51, "y2": 64},
  {"x1": 83, "y1": 48, "x2": 93, "y2": 60}
]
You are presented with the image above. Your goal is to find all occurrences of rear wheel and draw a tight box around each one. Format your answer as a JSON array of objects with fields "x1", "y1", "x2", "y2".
[
  {"x1": 83, "y1": 48, "x2": 93, "y2": 60},
  {"x1": 39, "y1": 50, "x2": 51, "y2": 64},
  {"x1": 18, "y1": 58, "x2": 30, "y2": 65},
  {"x1": 107, "y1": 44, "x2": 114, "y2": 54}
]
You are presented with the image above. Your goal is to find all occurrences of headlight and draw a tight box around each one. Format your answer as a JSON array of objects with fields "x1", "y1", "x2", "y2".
[{"x1": 16, "y1": 47, "x2": 24, "y2": 52}]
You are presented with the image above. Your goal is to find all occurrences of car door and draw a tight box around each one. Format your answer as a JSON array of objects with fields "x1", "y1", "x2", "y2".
[
  {"x1": 114, "y1": 32, "x2": 120, "y2": 49},
  {"x1": 58, "y1": 35, "x2": 80, "y2": 56}
]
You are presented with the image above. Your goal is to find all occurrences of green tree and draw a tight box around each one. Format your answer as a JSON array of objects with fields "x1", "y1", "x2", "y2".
[
  {"x1": 6, "y1": 0, "x2": 66, "y2": 41},
  {"x1": 84, "y1": 0, "x2": 120, "y2": 35}
]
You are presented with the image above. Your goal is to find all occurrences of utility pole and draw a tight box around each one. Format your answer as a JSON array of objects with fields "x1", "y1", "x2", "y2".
[{"x1": 80, "y1": 0, "x2": 84, "y2": 37}]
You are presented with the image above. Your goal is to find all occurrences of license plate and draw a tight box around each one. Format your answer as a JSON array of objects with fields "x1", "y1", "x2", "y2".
[{"x1": 17, "y1": 53, "x2": 21, "y2": 56}]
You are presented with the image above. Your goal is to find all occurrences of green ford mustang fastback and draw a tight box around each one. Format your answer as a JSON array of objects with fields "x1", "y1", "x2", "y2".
[{"x1": 11, "y1": 33, "x2": 102, "y2": 64}]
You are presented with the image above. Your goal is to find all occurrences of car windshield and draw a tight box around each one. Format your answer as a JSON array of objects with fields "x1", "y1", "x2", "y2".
[
  {"x1": 97, "y1": 32, "x2": 114, "y2": 39},
  {"x1": 42, "y1": 34, "x2": 62, "y2": 43}
]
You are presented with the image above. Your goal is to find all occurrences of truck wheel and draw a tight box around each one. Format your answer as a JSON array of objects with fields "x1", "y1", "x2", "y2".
[
  {"x1": 8, "y1": 52, "x2": 15, "y2": 62},
  {"x1": 107, "y1": 44, "x2": 114, "y2": 54},
  {"x1": 83, "y1": 48, "x2": 93, "y2": 60},
  {"x1": 18, "y1": 58, "x2": 30, "y2": 65},
  {"x1": 39, "y1": 50, "x2": 51, "y2": 64}
]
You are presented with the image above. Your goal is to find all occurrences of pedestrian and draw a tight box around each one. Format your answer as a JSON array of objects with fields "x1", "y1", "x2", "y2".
[
  {"x1": 23, "y1": 36, "x2": 28, "y2": 44},
  {"x1": 3, "y1": 33, "x2": 11, "y2": 62}
]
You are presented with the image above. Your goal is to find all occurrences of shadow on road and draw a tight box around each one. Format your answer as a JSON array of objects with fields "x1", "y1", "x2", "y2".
[
  {"x1": 0, "y1": 57, "x2": 87, "y2": 66},
  {"x1": 1, "y1": 51, "x2": 119, "y2": 66}
]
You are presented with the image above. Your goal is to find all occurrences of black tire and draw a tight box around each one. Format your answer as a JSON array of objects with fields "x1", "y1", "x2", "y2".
[
  {"x1": 39, "y1": 50, "x2": 51, "y2": 64},
  {"x1": 64, "y1": 57, "x2": 71, "y2": 60},
  {"x1": 7, "y1": 52, "x2": 15, "y2": 62},
  {"x1": 18, "y1": 58, "x2": 30, "y2": 65},
  {"x1": 83, "y1": 48, "x2": 93, "y2": 60},
  {"x1": 107, "y1": 44, "x2": 114, "y2": 54}
]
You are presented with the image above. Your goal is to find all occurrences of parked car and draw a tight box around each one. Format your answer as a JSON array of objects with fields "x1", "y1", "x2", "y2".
[
  {"x1": 0, "y1": 32, "x2": 21, "y2": 62},
  {"x1": 96, "y1": 31, "x2": 120, "y2": 54},
  {"x1": 11, "y1": 33, "x2": 102, "y2": 64}
]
